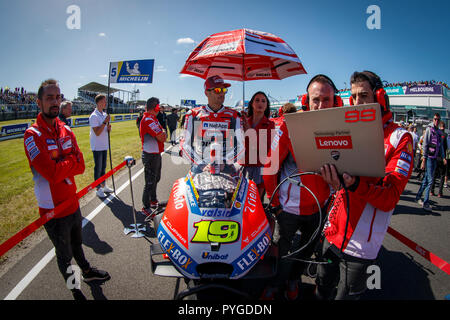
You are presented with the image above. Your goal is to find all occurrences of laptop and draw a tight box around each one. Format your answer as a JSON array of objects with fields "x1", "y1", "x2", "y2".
[{"x1": 284, "y1": 103, "x2": 385, "y2": 177}]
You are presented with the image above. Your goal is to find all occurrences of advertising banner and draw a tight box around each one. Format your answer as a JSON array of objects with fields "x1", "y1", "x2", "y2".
[
  {"x1": 74, "y1": 117, "x2": 90, "y2": 126},
  {"x1": 181, "y1": 99, "x2": 196, "y2": 107},
  {"x1": 338, "y1": 91, "x2": 351, "y2": 98},
  {"x1": 0, "y1": 123, "x2": 29, "y2": 138},
  {"x1": 339, "y1": 87, "x2": 406, "y2": 97},
  {"x1": 109, "y1": 59, "x2": 155, "y2": 84},
  {"x1": 384, "y1": 86, "x2": 405, "y2": 95},
  {"x1": 404, "y1": 85, "x2": 442, "y2": 95}
]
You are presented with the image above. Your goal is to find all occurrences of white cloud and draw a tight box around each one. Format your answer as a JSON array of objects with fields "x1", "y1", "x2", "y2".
[
  {"x1": 155, "y1": 65, "x2": 167, "y2": 72},
  {"x1": 98, "y1": 32, "x2": 106, "y2": 37},
  {"x1": 99, "y1": 74, "x2": 107, "y2": 78},
  {"x1": 179, "y1": 74, "x2": 194, "y2": 78},
  {"x1": 177, "y1": 37, "x2": 195, "y2": 45}
]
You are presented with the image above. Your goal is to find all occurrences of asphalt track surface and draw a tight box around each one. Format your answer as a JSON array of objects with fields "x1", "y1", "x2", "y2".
[{"x1": 0, "y1": 142, "x2": 449, "y2": 301}]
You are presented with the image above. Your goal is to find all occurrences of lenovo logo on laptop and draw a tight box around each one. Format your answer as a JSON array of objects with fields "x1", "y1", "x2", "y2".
[{"x1": 315, "y1": 136, "x2": 353, "y2": 149}]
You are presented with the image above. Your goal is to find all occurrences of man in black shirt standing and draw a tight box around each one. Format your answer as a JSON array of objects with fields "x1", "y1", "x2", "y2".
[
  {"x1": 156, "y1": 106, "x2": 167, "y2": 131},
  {"x1": 166, "y1": 108, "x2": 179, "y2": 145}
]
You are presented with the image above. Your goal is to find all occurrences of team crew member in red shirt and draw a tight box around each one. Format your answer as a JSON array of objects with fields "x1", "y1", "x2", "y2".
[
  {"x1": 262, "y1": 75, "x2": 342, "y2": 300},
  {"x1": 316, "y1": 71, "x2": 414, "y2": 300},
  {"x1": 140, "y1": 97, "x2": 167, "y2": 217},
  {"x1": 179, "y1": 75, "x2": 244, "y2": 170},
  {"x1": 24, "y1": 79, "x2": 110, "y2": 300},
  {"x1": 240, "y1": 91, "x2": 275, "y2": 199}
]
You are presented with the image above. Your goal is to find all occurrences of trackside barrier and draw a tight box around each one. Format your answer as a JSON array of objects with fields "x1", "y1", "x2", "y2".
[
  {"x1": 0, "y1": 160, "x2": 127, "y2": 258},
  {"x1": 387, "y1": 227, "x2": 450, "y2": 275}
]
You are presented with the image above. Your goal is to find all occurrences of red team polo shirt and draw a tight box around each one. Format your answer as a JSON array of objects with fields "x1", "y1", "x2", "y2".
[{"x1": 140, "y1": 111, "x2": 165, "y2": 154}]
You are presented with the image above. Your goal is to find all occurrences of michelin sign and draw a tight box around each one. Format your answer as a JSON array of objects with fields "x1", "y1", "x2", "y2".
[{"x1": 109, "y1": 59, "x2": 154, "y2": 83}]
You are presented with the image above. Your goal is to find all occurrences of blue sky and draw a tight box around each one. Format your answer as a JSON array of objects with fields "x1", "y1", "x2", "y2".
[{"x1": 0, "y1": 0, "x2": 449, "y2": 106}]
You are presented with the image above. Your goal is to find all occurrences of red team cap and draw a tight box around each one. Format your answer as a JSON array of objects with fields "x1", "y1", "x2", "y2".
[{"x1": 204, "y1": 75, "x2": 231, "y2": 90}]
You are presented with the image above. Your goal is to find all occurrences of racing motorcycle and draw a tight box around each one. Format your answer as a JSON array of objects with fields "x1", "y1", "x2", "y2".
[
  {"x1": 148, "y1": 162, "x2": 278, "y2": 300},
  {"x1": 148, "y1": 155, "x2": 328, "y2": 300}
]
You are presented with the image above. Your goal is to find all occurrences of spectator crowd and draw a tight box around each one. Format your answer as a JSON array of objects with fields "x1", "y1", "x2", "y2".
[
  {"x1": 0, "y1": 86, "x2": 38, "y2": 111},
  {"x1": 338, "y1": 79, "x2": 449, "y2": 92}
]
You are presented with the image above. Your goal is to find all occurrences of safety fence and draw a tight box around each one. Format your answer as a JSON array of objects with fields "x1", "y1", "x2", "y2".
[
  {"x1": 0, "y1": 161, "x2": 448, "y2": 276},
  {"x1": 387, "y1": 227, "x2": 449, "y2": 274}
]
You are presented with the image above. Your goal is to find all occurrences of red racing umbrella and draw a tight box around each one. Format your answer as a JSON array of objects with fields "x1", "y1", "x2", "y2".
[{"x1": 180, "y1": 28, "x2": 307, "y2": 104}]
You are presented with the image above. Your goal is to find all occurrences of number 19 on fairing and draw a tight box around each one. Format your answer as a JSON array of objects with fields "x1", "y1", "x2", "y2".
[{"x1": 191, "y1": 220, "x2": 240, "y2": 243}]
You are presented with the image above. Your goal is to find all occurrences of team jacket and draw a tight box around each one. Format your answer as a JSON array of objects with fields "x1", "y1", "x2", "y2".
[
  {"x1": 324, "y1": 121, "x2": 414, "y2": 260},
  {"x1": 179, "y1": 105, "x2": 245, "y2": 165},
  {"x1": 24, "y1": 113, "x2": 85, "y2": 217},
  {"x1": 140, "y1": 112, "x2": 165, "y2": 154},
  {"x1": 263, "y1": 116, "x2": 331, "y2": 216},
  {"x1": 240, "y1": 115, "x2": 275, "y2": 167}
]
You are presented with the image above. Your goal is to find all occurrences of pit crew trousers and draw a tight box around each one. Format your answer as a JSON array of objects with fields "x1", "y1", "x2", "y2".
[
  {"x1": 274, "y1": 210, "x2": 322, "y2": 286},
  {"x1": 44, "y1": 208, "x2": 90, "y2": 283},
  {"x1": 315, "y1": 238, "x2": 376, "y2": 300},
  {"x1": 142, "y1": 151, "x2": 162, "y2": 208}
]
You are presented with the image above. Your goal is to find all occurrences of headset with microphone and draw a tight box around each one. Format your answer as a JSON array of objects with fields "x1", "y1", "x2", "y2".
[
  {"x1": 301, "y1": 74, "x2": 343, "y2": 111},
  {"x1": 348, "y1": 71, "x2": 389, "y2": 112}
]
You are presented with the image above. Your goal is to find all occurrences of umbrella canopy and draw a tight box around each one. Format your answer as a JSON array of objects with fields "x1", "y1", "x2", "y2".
[{"x1": 180, "y1": 28, "x2": 307, "y2": 81}]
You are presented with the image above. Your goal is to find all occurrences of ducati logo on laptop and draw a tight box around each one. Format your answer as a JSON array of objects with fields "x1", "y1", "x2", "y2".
[{"x1": 331, "y1": 150, "x2": 340, "y2": 161}]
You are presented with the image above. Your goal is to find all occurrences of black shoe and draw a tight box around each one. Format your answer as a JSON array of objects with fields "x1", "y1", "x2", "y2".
[
  {"x1": 82, "y1": 267, "x2": 111, "y2": 283},
  {"x1": 71, "y1": 289, "x2": 87, "y2": 301}
]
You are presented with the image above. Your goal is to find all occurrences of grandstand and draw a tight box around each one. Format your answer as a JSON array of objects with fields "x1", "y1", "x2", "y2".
[
  {"x1": 0, "y1": 85, "x2": 96, "y2": 121},
  {"x1": 0, "y1": 82, "x2": 143, "y2": 121},
  {"x1": 77, "y1": 82, "x2": 140, "y2": 114},
  {"x1": 0, "y1": 86, "x2": 39, "y2": 121}
]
